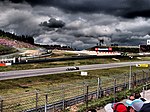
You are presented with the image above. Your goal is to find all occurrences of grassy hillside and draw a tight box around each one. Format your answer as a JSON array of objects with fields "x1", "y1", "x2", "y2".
[
  {"x1": 0, "y1": 29, "x2": 39, "y2": 55},
  {"x1": 0, "y1": 44, "x2": 17, "y2": 55},
  {"x1": 0, "y1": 36, "x2": 38, "y2": 55}
]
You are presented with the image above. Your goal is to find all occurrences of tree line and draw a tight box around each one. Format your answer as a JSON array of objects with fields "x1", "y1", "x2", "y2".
[{"x1": 0, "y1": 30, "x2": 34, "y2": 44}]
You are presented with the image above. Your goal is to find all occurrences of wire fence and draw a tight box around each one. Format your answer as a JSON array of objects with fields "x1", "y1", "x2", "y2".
[{"x1": 0, "y1": 69, "x2": 150, "y2": 112}]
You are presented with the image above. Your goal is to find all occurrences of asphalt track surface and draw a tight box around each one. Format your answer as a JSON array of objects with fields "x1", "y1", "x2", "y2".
[{"x1": 0, "y1": 61, "x2": 150, "y2": 81}]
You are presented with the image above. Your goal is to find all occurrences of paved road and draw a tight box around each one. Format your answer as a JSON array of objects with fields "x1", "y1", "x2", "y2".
[{"x1": 0, "y1": 61, "x2": 150, "y2": 80}]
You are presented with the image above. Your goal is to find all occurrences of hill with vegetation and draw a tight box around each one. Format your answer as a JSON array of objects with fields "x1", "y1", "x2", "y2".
[
  {"x1": 0, "y1": 30, "x2": 38, "y2": 55},
  {"x1": 0, "y1": 45, "x2": 17, "y2": 55},
  {"x1": 0, "y1": 38, "x2": 37, "y2": 49},
  {"x1": 0, "y1": 30, "x2": 34, "y2": 44}
]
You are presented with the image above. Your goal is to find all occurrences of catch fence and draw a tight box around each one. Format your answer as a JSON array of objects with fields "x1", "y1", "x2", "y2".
[{"x1": 0, "y1": 69, "x2": 150, "y2": 112}]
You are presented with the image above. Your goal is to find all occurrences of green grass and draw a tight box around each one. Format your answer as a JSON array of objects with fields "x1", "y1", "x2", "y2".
[
  {"x1": 0, "y1": 56, "x2": 149, "y2": 103},
  {"x1": 0, "y1": 66, "x2": 149, "y2": 112},
  {"x1": 0, "y1": 56, "x2": 149, "y2": 72},
  {"x1": 0, "y1": 45, "x2": 17, "y2": 55},
  {"x1": 0, "y1": 66, "x2": 148, "y2": 96}
]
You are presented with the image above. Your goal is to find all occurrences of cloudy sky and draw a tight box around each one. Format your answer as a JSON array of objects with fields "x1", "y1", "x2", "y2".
[{"x1": 0, "y1": 0, "x2": 150, "y2": 50}]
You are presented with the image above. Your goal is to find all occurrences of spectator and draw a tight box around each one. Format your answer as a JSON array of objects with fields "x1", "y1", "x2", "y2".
[
  {"x1": 113, "y1": 103, "x2": 128, "y2": 112},
  {"x1": 134, "y1": 93, "x2": 147, "y2": 102},
  {"x1": 127, "y1": 106, "x2": 136, "y2": 112},
  {"x1": 104, "y1": 103, "x2": 113, "y2": 112},
  {"x1": 104, "y1": 98, "x2": 130, "y2": 112},
  {"x1": 128, "y1": 93, "x2": 135, "y2": 101},
  {"x1": 139, "y1": 102, "x2": 150, "y2": 112},
  {"x1": 126, "y1": 99, "x2": 144, "y2": 111}
]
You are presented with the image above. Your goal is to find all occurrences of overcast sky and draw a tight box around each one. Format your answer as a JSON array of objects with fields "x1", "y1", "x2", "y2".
[{"x1": 0, "y1": 0, "x2": 150, "y2": 50}]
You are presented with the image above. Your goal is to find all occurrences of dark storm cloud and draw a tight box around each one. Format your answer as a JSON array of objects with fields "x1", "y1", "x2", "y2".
[
  {"x1": 124, "y1": 10, "x2": 150, "y2": 18},
  {"x1": 0, "y1": 0, "x2": 127, "y2": 15},
  {"x1": 1, "y1": 0, "x2": 150, "y2": 50},
  {"x1": 40, "y1": 18, "x2": 65, "y2": 29},
  {"x1": 2, "y1": 0, "x2": 150, "y2": 18},
  {"x1": 0, "y1": 2, "x2": 48, "y2": 35}
]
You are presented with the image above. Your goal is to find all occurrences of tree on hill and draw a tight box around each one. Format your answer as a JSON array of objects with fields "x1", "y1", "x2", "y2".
[{"x1": 0, "y1": 30, "x2": 34, "y2": 44}]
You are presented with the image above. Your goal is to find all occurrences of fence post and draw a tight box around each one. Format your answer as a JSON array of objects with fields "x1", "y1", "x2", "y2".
[
  {"x1": 124, "y1": 74, "x2": 126, "y2": 89},
  {"x1": 142, "y1": 70, "x2": 145, "y2": 84},
  {"x1": 128, "y1": 73, "x2": 130, "y2": 90},
  {"x1": 123, "y1": 74, "x2": 127, "y2": 98},
  {"x1": 53, "y1": 101, "x2": 55, "y2": 112},
  {"x1": 143, "y1": 85, "x2": 145, "y2": 98},
  {"x1": 83, "y1": 82, "x2": 85, "y2": 103},
  {"x1": 0, "y1": 97, "x2": 3, "y2": 112},
  {"x1": 113, "y1": 78, "x2": 116, "y2": 103},
  {"x1": 132, "y1": 73, "x2": 134, "y2": 89},
  {"x1": 62, "y1": 85, "x2": 65, "y2": 111},
  {"x1": 146, "y1": 72, "x2": 148, "y2": 84},
  {"x1": 86, "y1": 85, "x2": 89, "y2": 111},
  {"x1": 45, "y1": 94, "x2": 48, "y2": 112},
  {"x1": 97, "y1": 78, "x2": 101, "y2": 98},
  {"x1": 146, "y1": 82, "x2": 148, "y2": 90},
  {"x1": 36, "y1": 91, "x2": 38, "y2": 112},
  {"x1": 134, "y1": 73, "x2": 137, "y2": 87},
  {"x1": 148, "y1": 69, "x2": 150, "y2": 82}
]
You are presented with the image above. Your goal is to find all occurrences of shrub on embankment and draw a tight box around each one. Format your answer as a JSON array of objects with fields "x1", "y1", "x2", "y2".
[{"x1": 0, "y1": 44, "x2": 17, "y2": 55}]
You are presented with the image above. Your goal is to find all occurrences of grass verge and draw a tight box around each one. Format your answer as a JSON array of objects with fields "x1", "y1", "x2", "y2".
[
  {"x1": 0, "y1": 66, "x2": 148, "y2": 96},
  {"x1": 0, "y1": 56, "x2": 149, "y2": 72}
]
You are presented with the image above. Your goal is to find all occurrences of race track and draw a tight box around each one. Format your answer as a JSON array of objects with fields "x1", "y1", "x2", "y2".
[{"x1": 0, "y1": 61, "x2": 150, "y2": 80}]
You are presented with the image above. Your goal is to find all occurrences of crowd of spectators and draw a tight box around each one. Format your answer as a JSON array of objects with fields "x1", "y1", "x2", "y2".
[{"x1": 104, "y1": 92, "x2": 150, "y2": 112}]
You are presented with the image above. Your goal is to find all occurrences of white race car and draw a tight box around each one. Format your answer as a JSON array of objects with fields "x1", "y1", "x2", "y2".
[{"x1": 66, "y1": 67, "x2": 79, "y2": 71}]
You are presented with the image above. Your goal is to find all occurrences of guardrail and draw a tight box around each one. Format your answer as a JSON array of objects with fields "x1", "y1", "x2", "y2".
[{"x1": 14, "y1": 55, "x2": 123, "y2": 64}]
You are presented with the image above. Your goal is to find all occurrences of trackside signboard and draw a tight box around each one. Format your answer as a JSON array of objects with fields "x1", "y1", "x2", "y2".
[
  {"x1": 147, "y1": 40, "x2": 150, "y2": 45},
  {"x1": 81, "y1": 71, "x2": 87, "y2": 76},
  {"x1": 95, "y1": 47, "x2": 112, "y2": 51},
  {"x1": 136, "y1": 64, "x2": 149, "y2": 68}
]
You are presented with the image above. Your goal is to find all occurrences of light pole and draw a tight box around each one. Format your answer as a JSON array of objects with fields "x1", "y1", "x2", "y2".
[{"x1": 129, "y1": 56, "x2": 133, "y2": 90}]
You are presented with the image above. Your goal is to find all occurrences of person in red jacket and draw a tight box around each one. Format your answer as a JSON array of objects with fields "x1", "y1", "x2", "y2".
[{"x1": 113, "y1": 103, "x2": 128, "y2": 112}]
